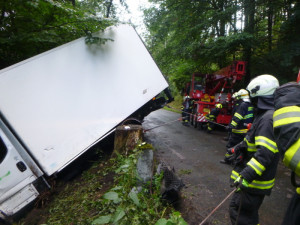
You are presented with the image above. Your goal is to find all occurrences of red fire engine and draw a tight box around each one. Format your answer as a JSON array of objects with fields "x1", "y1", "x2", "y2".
[{"x1": 183, "y1": 61, "x2": 247, "y2": 128}]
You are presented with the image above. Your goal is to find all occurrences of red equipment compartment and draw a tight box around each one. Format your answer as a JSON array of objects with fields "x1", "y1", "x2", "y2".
[{"x1": 183, "y1": 61, "x2": 247, "y2": 128}]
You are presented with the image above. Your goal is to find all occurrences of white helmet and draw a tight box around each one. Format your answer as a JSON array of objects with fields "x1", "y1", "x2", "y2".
[
  {"x1": 236, "y1": 89, "x2": 250, "y2": 100},
  {"x1": 184, "y1": 96, "x2": 190, "y2": 101},
  {"x1": 246, "y1": 74, "x2": 279, "y2": 98},
  {"x1": 215, "y1": 103, "x2": 222, "y2": 109},
  {"x1": 232, "y1": 92, "x2": 238, "y2": 99}
]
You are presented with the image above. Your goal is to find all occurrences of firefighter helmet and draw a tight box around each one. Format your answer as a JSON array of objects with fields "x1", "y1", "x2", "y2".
[
  {"x1": 184, "y1": 96, "x2": 190, "y2": 101},
  {"x1": 236, "y1": 89, "x2": 250, "y2": 100},
  {"x1": 232, "y1": 92, "x2": 240, "y2": 100},
  {"x1": 215, "y1": 103, "x2": 222, "y2": 109},
  {"x1": 246, "y1": 74, "x2": 279, "y2": 98}
]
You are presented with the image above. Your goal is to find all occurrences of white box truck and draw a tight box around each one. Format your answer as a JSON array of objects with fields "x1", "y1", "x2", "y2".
[{"x1": 0, "y1": 24, "x2": 171, "y2": 220}]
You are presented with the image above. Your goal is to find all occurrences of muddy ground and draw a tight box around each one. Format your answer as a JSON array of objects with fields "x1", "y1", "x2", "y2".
[{"x1": 143, "y1": 109, "x2": 293, "y2": 225}]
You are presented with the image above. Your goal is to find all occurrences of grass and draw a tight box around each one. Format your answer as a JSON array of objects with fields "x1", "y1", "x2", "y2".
[
  {"x1": 178, "y1": 169, "x2": 192, "y2": 175},
  {"x1": 163, "y1": 95, "x2": 183, "y2": 114}
]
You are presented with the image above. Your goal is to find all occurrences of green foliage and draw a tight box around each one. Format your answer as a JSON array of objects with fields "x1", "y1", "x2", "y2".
[
  {"x1": 163, "y1": 95, "x2": 183, "y2": 113},
  {"x1": 154, "y1": 212, "x2": 188, "y2": 225},
  {"x1": 0, "y1": 0, "x2": 115, "y2": 69},
  {"x1": 39, "y1": 143, "x2": 186, "y2": 225},
  {"x1": 90, "y1": 144, "x2": 186, "y2": 225},
  {"x1": 145, "y1": 0, "x2": 299, "y2": 90}
]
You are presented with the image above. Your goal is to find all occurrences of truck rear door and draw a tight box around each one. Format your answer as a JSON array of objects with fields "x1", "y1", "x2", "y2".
[{"x1": 0, "y1": 127, "x2": 38, "y2": 218}]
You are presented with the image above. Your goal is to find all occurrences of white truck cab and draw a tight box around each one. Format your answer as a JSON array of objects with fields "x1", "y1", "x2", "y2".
[{"x1": 0, "y1": 119, "x2": 43, "y2": 218}]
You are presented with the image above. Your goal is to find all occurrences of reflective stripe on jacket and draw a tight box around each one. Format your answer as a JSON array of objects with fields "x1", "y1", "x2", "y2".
[
  {"x1": 230, "y1": 101, "x2": 254, "y2": 134},
  {"x1": 273, "y1": 83, "x2": 300, "y2": 177},
  {"x1": 208, "y1": 108, "x2": 220, "y2": 120},
  {"x1": 231, "y1": 170, "x2": 275, "y2": 190}
]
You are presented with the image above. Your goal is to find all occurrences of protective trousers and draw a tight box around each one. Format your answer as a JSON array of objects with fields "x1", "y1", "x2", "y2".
[
  {"x1": 182, "y1": 109, "x2": 189, "y2": 123},
  {"x1": 226, "y1": 133, "x2": 245, "y2": 149},
  {"x1": 282, "y1": 192, "x2": 300, "y2": 225},
  {"x1": 229, "y1": 191, "x2": 264, "y2": 225},
  {"x1": 207, "y1": 121, "x2": 214, "y2": 131}
]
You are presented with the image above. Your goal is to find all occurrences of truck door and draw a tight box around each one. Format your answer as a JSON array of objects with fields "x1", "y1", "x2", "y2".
[{"x1": 0, "y1": 128, "x2": 39, "y2": 217}]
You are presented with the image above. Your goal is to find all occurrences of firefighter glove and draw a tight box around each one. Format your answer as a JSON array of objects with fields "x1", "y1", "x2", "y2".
[
  {"x1": 235, "y1": 153, "x2": 244, "y2": 165},
  {"x1": 231, "y1": 141, "x2": 246, "y2": 155},
  {"x1": 225, "y1": 147, "x2": 244, "y2": 165},
  {"x1": 232, "y1": 176, "x2": 249, "y2": 190},
  {"x1": 225, "y1": 152, "x2": 238, "y2": 164}
]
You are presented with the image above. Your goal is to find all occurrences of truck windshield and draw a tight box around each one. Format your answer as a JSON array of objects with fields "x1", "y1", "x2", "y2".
[{"x1": 0, "y1": 136, "x2": 7, "y2": 164}]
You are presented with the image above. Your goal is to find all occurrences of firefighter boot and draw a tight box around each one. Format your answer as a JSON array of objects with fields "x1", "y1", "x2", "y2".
[
  {"x1": 182, "y1": 120, "x2": 189, "y2": 126},
  {"x1": 219, "y1": 158, "x2": 231, "y2": 165},
  {"x1": 207, "y1": 126, "x2": 212, "y2": 134},
  {"x1": 220, "y1": 151, "x2": 233, "y2": 165}
]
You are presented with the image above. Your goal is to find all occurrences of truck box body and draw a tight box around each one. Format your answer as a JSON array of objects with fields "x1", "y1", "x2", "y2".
[{"x1": 0, "y1": 25, "x2": 168, "y2": 218}]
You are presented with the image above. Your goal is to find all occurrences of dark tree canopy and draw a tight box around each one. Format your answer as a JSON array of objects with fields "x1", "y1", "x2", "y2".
[
  {"x1": 1, "y1": 0, "x2": 299, "y2": 91},
  {"x1": 0, "y1": 0, "x2": 122, "y2": 69},
  {"x1": 144, "y1": 0, "x2": 299, "y2": 91}
]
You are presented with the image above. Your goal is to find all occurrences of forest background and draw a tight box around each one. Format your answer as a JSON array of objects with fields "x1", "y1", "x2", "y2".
[{"x1": 0, "y1": 0, "x2": 299, "y2": 95}]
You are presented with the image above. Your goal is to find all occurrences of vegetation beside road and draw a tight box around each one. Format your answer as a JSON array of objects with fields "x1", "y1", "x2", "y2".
[
  {"x1": 16, "y1": 144, "x2": 187, "y2": 225},
  {"x1": 163, "y1": 95, "x2": 183, "y2": 114}
]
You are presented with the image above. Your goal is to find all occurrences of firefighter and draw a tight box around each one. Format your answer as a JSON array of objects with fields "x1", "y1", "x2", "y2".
[
  {"x1": 228, "y1": 74, "x2": 280, "y2": 225},
  {"x1": 220, "y1": 89, "x2": 254, "y2": 164},
  {"x1": 273, "y1": 82, "x2": 300, "y2": 225},
  {"x1": 223, "y1": 92, "x2": 242, "y2": 141},
  {"x1": 206, "y1": 103, "x2": 222, "y2": 133},
  {"x1": 181, "y1": 96, "x2": 192, "y2": 126}
]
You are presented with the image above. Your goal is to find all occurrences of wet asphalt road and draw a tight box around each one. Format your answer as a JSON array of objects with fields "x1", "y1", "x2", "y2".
[{"x1": 143, "y1": 109, "x2": 293, "y2": 225}]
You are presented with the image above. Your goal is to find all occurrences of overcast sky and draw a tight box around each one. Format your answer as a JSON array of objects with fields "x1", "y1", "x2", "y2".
[{"x1": 116, "y1": 0, "x2": 153, "y2": 37}]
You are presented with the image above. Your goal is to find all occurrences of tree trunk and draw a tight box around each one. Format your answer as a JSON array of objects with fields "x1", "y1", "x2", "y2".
[
  {"x1": 284, "y1": 0, "x2": 293, "y2": 19},
  {"x1": 106, "y1": 0, "x2": 113, "y2": 18},
  {"x1": 243, "y1": 0, "x2": 255, "y2": 84},
  {"x1": 219, "y1": 0, "x2": 226, "y2": 37},
  {"x1": 233, "y1": 0, "x2": 237, "y2": 33},
  {"x1": 113, "y1": 125, "x2": 144, "y2": 156},
  {"x1": 267, "y1": 0, "x2": 273, "y2": 52}
]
